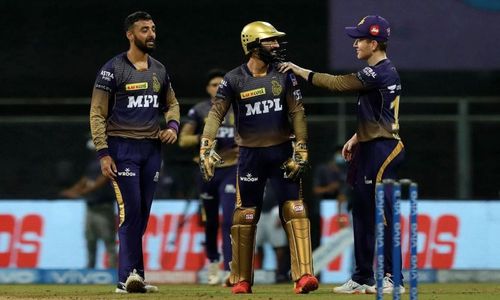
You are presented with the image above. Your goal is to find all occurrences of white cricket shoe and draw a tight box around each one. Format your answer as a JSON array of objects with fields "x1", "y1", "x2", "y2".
[
  {"x1": 333, "y1": 279, "x2": 373, "y2": 294},
  {"x1": 115, "y1": 280, "x2": 158, "y2": 293},
  {"x1": 221, "y1": 271, "x2": 232, "y2": 287},
  {"x1": 125, "y1": 269, "x2": 146, "y2": 293},
  {"x1": 144, "y1": 283, "x2": 159, "y2": 293},
  {"x1": 115, "y1": 282, "x2": 128, "y2": 293},
  {"x1": 366, "y1": 276, "x2": 405, "y2": 294},
  {"x1": 207, "y1": 261, "x2": 221, "y2": 285}
]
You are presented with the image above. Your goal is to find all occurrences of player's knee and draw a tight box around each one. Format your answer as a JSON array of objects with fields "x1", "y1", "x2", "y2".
[
  {"x1": 282, "y1": 200, "x2": 308, "y2": 222},
  {"x1": 232, "y1": 206, "x2": 259, "y2": 226}
]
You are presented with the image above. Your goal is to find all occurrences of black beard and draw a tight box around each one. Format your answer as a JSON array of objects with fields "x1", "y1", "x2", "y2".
[
  {"x1": 257, "y1": 47, "x2": 287, "y2": 65},
  {"x1": 135, "y1": 39, "x2": 155, "y2": 54}
]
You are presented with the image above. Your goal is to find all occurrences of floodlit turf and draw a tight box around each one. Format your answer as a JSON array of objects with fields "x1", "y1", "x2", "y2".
[{"x1": 0, "y1": 283, "x2": 499, "y2": 299}]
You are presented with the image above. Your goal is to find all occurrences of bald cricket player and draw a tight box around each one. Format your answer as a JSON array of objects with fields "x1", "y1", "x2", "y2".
[
  {"x1": 279, "y1": 15, "x2": 405, "y2": 295},
  {"x1": 200, "y1": 21, "x2": 319, "y2": 294},
  {"x1": 89, "y1": 11, "x2": 180, "y2": 294}
]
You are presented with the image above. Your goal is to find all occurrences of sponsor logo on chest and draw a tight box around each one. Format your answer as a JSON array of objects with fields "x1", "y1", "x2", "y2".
[
  {"x1": 125, "y1": 82, "x2": 148, "y2": 91},
  {"x1": 245, "y1": 98, "x2": 283, "y2": 116},
  {"x1": 240, "y1": 88, "x2": 266, "y2": 99},
  {"x1": 127, "y1": 95, "x2": 159, "y2": 108}
]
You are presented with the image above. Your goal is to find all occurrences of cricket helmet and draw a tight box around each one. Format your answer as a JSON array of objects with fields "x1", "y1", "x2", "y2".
[{"x1": 241, "y1": 21, "x2": 286, "y2": 55}]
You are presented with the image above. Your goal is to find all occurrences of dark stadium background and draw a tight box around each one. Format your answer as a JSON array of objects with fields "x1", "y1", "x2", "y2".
[{"x1": 1, "y1": 0, "x2": 499, "y2": 200}]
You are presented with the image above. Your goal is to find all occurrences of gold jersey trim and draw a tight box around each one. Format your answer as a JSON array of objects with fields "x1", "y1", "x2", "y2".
[
  {"x1": 375, "y1": 141, "x2": 404, "y2": 225},
  {"x1": 240, "y1": 87, "x2": 266, "y2": 99},
  {"x1": 375, "y1": 141, "x2": 404, "y2": 183},
  {"x1": 112, "y1": 181, "x2": 126, "y2": 226},
  {"x1": 125, "y1": 82, "x2": 148, "y2": 91}
]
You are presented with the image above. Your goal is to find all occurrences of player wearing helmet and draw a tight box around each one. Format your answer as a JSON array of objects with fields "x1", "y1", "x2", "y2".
[{"x1": 200, "y1": 21, "x2": 319, "y2": 294}]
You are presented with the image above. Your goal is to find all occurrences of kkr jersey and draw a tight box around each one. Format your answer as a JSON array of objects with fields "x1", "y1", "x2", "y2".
[
  {"x1": 216, "y1": 64, "x2": 304, "y2": 147},
  {"x1": 186, "y1": 100, "x2": 237, "y2": 165},
  {"x1": 356, "y1": 59, "x2": 401, "y2": 142},
  {"x1": 94, "y1": 52, "x2": 173, "y2": 139}
]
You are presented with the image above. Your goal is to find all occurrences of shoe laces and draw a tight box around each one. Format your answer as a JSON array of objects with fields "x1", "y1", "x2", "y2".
[
  {"x1": 344, "y1": 279, "x2": 360, "y2": 288},
  {"x1": 383, "y1": 276, "x2": 394, "y2": 287}
]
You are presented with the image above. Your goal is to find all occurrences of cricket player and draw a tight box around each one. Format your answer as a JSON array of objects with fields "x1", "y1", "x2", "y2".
[
  {"x1": 200, "y1": 21, "x2": 319, "y2": 294},
  {"x1": 279, "y1": 15, "x2": 405, "y2": 294},
  {"x1": 178, "y1": 69, "x2": 237, "y2": 285},
  {"x1": 89, "y1": 11, "x2": 180, "y2": 293}
]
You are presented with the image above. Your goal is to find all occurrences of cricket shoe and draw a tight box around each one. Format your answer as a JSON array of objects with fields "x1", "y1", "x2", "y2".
[
  {"x1": 207, "y1": 261, "x2": 221, "y2": 285},
  {"x1": 222, "y1": 271, "x2": 233, "y2": 287},
  {"x1": 365, "y1": 275, "x2": 405, "y2": 294},
  {"x1": 332, "y1": 279, "x2": 373, "y2": 294},
  {"x1": 115, "y1": 282, "x2": 128, "y2": 294},
  {"x1": 231, "y1": 280, "x2": 252, "y2": 294},
  {"x1": 294, "y1": 274, "x2": 319, "y2": 294},
  {"x1": 115, "y1": 281, "x2": 158, "y2": 294}
]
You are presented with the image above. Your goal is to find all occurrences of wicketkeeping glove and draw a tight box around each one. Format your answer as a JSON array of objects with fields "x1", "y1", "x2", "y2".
[
  {"x1": 199, "y1": 138, "x2": 224, "y2": 181},
  {"x1": 282, "y1": 141, "x2": 309, "y2": 181}
]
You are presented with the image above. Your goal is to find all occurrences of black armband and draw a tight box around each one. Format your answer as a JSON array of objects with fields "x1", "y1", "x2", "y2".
[{"x1": 307, "y1": 72, "x2": 315, "y2": 84}]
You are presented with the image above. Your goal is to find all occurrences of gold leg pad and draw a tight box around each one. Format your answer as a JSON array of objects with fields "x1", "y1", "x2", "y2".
[
  {"x1": 282, "y1": 200, "x2": 314, "y2": 281},
  {"x1": 229, "y1": 207, "x2": 258, "y2": 284}
]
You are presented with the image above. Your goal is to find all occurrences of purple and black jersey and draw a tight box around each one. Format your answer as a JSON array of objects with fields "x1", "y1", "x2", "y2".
[
  {"x1": 355, "y1": 59, "x2": 401, "y2": 142},
  {"x1": 187, "y1": 100, "x2": 236, "y2": 153},
  {"x1": 216, "y1": 64, "x2": 304, "y2": 147},
  {"x1": 94, "y1": 52, "x2": 173, "y2": 139}
]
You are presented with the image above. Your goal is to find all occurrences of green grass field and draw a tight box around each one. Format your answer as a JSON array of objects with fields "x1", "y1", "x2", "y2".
[{"x1": 1, "y1": 283, "x2": 499, "y2": 300}]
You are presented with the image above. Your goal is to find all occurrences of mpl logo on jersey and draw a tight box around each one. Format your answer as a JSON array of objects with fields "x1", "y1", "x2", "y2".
[
  {"x1": 127, "y1": 95, "x2": 159, "y2": 108},
  {"x1": 245, "y1": 98, "x2": 282, "y2": 116},
  {"x1": 216, "y1": 127, "x2": 234, "y2": 138}
]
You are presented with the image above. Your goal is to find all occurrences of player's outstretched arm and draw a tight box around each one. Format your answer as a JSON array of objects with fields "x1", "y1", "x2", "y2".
[
  {"x1": 279, "y1": 62, "x2": 363, "y2": 92},
  {"x1": 278, "y1": 62, "x2": 312, "y2": 80}
]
